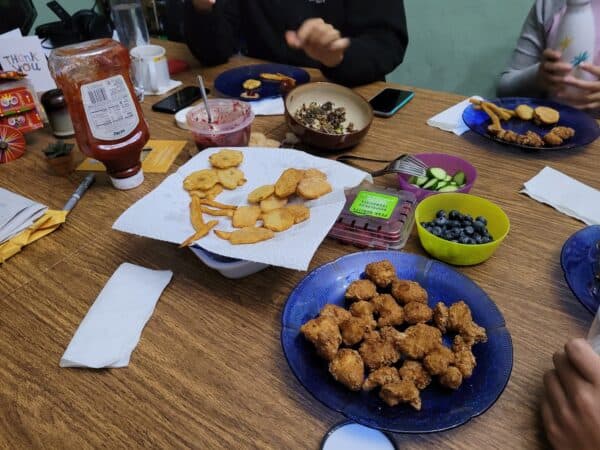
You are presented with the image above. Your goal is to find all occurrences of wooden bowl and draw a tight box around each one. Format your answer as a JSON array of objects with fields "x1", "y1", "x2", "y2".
[{"x1": 284, "y1": 82, "x2": 373, "y2": 150}]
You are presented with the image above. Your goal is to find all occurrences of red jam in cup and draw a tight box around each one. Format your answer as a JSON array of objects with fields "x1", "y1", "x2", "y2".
[{"x1": 186, "y1": 99, "x2": 254, "y2": 151}]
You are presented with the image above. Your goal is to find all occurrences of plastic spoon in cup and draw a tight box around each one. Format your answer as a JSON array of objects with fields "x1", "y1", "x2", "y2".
[{"x1": 197, "y1": 75, "x2": 213, "y2": 123}]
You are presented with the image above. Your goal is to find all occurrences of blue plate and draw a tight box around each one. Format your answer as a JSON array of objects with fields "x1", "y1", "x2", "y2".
[
  {"x1": 214, "y1": 63, "x2": 310, "y2": 102},
  {"x1": 561, "y1": 226, "x2": 600, "y2": 314},
  {"x1": 462, "y1": 97, "x2": 600, "y2": 150},
  {"x1": 281, "y1": 251, "x2": 513, "y2": 434}
]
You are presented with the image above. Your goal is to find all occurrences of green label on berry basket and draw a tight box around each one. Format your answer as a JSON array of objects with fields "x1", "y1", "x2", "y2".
[{"x1": 349, "y1": 191, "x2": 398, "y2": 219}]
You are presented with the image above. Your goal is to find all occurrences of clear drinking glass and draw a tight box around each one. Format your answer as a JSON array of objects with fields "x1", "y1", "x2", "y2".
[{"x1": 109, "y1": 0, "x2": 150, "y2": 49}]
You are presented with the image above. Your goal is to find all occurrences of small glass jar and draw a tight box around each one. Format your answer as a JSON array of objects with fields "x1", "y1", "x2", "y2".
[
  {"x1": 41, "y1": 89, "x2": 75, "y2": 138},
  {"x1": 48, "y1": 38, "x2": 149, "y2": 190}
]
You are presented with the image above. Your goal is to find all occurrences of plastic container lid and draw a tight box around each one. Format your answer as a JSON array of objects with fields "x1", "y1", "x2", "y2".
[
  {"x1": 175, "y1": 106, "x2": 194, "y2": 130},
  {"x1": 328, "y1": 182, "x2": 417, "y2": 250},
  {"x1": 110, "y1": 169, "x2": 144, "y2": 190}
]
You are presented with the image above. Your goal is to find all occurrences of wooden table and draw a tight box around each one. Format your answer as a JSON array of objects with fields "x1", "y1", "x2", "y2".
[{"x1": 0, "y1": 40, "x2": 596, "y2": 449}]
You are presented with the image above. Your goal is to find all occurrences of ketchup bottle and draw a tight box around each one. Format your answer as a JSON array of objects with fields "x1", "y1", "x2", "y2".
[{"x1": 49, "y1": 39, "x2": 149, "y2": 189}]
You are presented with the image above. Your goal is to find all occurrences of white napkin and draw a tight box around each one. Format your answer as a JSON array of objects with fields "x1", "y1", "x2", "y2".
[
  {"x1": 0, "y1": 188, "x2": 47, "y2": 244},
  {"x1": 427, "y1": 96, "x2": 482, "y2": 136},
  {"x1": 249, "y1": 97, "x2": 285, "y2": 116},
  {"x1": 113, "y1": 147, "x2": 369, "y2": 271},
  {"x1": 144, "y1": 79, "x2": 183, "y2": 96},
  {"x1": 521, "y1": 166, "x2": 600, "y2": 225},
  {"x1": 60, "y1": 263, "x2": 173, "y2": 369}
]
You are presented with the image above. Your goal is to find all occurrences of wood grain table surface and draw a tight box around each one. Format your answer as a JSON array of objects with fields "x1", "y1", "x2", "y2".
[{"x1": 0, "y1": 40, "x2": 597, "y2": 449}]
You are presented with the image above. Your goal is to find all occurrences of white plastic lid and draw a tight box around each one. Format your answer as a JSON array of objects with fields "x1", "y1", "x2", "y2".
[
  {"x1": 175, "y1": 106, "x2": 193, "y2": 130},
  {"x1": 110, "y1": 170, "x2": 144, "y2": 190}
]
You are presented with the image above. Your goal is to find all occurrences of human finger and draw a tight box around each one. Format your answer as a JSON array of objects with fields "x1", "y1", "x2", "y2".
[
  {"x1": 297, "y1": 18, "x2": 325, "y2": 45},
  {"x1": 285, "y1": 31, "x2": 301, "y2": 48},
  {"x1": 542, "y1": 48, "x2": 562, "y2": 61},
  {"x1": 562, "y1": 75, "x2": 600, "y2": 93},
  {"x1": 543, "y1": 370, "x2": 569, "y2": 416},
  {"x1": 565, "y1": 338, "x2": 600, "y2": 385},
  {"x1": 554, "y1": 351, "x2": 589, "y2": 401},
  {"x1": 327, "y1": 37, "x2": 350, "y2": 52},
  {"x1": 316, "y1": 27, "x2": 341, "y2": 49},
  {"x1": 542, "y1": 60, "x2": 573, "y2": 76},
  {"x1": 541, "y1": 397, "x2": 564, "y2": 449},
  {"x1": 580, "y1": 62, "x2": 600, "y2": 78}
]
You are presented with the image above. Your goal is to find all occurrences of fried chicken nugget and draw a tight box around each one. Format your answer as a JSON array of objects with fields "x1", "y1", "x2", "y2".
[
  {"x1": 452, "y1": 335, "x2": 472, "y2": 353},
  {"x1": 320, "y1": 304, "x2": 352, "y2": 326},
  {"x1": 232, "y1": 205, "x2": 261, "y2": 228},
  {"x1": 423, "y1": 346, "x2": 455, "y2": 376},
  {"x1": 543, "y1": 131, "x2": 563, "y2": 146},
  {"x1": 391, "y1": 279, "x2": 428, "y2": 305},
  {"x1": 358, "y1": 329, "x2": 401, "y2": 371},
  {"x1": 379, "y1": 380, "x2": 422, "y2": 410},
  {"x1": 329, "y1": 349, "x2": 365, "y2": 391},
  {"x1": 365, "y1": 260, "x2": 396, "y2": 288},
  {"x1": 396, "y1": 324, "x2": 442, "y2": 360},
  {"x1": 439, "y1": 366, "x2": 463, "y2": 390},
  {"x1": 433, "y1": 302, "x2": 449, "y2": 333},
  {"x1": 275, "y1": 168, "x2": 304, "y2": 198},
  {"x1": 345, "y1": 279, "x2": 378, "y2": 302},
  {"x1": 551, "y1": 126, "x2": 575, "y2": 139},
  {"x1": 363, "y1": 366, "x2": 400, "y2": 391},
  {"x1": 349, "y1": 300, "x2": 375, "y2": 318},
  {"x1": 398, "y1": 360, "x2": 431, "y2": 390},
  {"x1": 300, "y1": 316, "x2": 342, "y2": 361},
  {"x1": 454, "y1": 348, "x2": 476, "y2": 378},
  {"x1": 461, "y1": 322, "x2": 488, "y2": 346},
  {"x1": 340, "y1": 315, "x2": 377, "y2": 346},
  {"x1": 371, "y1": 294, "x2": 404, "y2": 327},
  {"x1": 404, "y1": 301, "x2": 433, "y2": 325},
  {"x1": 447, "y1": 301, "x2": 487, "y2": 345}
]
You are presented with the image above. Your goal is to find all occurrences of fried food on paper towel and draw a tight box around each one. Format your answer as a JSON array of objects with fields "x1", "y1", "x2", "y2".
[
  {"x1": 184, "y1": 169, "x2": 219, "y2": 191},
  {"x1": 217, "y1": 168, "x2": 246, "y2": 189},
  {"x1": 214, "y1": 227, "x2": 274, "y2": 245},
  {"x1": 275, "y1": 168, "x2": 304, "y2": 198},
  {"x1": 296, "y1": 176, "x2": 332, "y2": 200},
  {"x1": 247, "y1": 184, "x2": 275, "y2": 203},
  {"x1": 232, "y1": 205, "x2": 262, "y2": 228},
  {"x1": 262, "y1": 208, "x2": 295, "y2": 232},
  {"x1": 260, "y1": 195, "x2": 288, "y2": 213},
  {"x1": 209, "y1": 149, "x2": 243, "y2": 169},
  {"x1": 285, "y1": 204, "x2": 310, "y2": 224}
]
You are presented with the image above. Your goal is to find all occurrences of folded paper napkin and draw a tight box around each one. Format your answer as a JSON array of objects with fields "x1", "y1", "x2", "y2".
[
  {"x1": 522, "y1": 166, "x2": 600, "y2": 225},
  {"x1": 427, "y1": 96, "x2": 482, "y2": 136},
  {"x1": 60, "y1": 263, "x2": 173, "y2": 368},
  {"x1": 0, "y1": 188, "x2": 47, "y2": 244},
  {"x1": 249, "y1": 97, "x2": 284, "y2": 116}
]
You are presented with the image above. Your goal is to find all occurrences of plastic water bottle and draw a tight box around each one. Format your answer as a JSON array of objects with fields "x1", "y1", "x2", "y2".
[{"x1": 109, "y1": 0, "x2": 150, "y2": 49}]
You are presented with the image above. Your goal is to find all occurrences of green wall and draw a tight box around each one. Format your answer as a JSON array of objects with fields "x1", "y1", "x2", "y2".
[
  {"x1": 31, "y1": 0, "x2": 88, "y2": 32},
  {"x1": 387, "y1": 1, "x2": 534, "y2": 97}
]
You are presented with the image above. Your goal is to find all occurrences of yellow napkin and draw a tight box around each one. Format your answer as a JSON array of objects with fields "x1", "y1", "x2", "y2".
[
  {"x1": 76, "y1": 140, "x2": 187, "y2": 173},
  {"x1": 0, "y1": 210, "x2": 67, "y2": 263}
]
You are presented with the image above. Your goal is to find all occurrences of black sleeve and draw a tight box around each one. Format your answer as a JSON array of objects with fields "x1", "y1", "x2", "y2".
[
  {"x1": 183, "y1": 0, "x2": 241, "y2": 66},
  {"x1": 321, "y1": 0, "x2": 409, "y2": 87}
]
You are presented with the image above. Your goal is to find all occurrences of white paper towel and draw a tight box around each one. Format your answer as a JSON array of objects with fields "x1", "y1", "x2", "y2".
[
  {"x1": 521, "y1": 166, "x2": 600, "y2": 225},
  {"x1": 427, "y1": 96, "x2": 482, "y2": 136},
  {"x1": 113, "y1": 147, "x2": 370, "y2": 271},
  {"x1": 60, "y1": 263, "x2": 173, "y2": 368}
]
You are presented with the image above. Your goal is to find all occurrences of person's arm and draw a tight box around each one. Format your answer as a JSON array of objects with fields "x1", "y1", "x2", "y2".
[
  {"x1": 183, "y1": 0, "x2": 241, "y2": 67},
  {"x1": 321, "y1": 0, "x2": 408, "y2": 87},
  {"x1": 497, "y1": 2, "x2": 548, "y2": 97}
]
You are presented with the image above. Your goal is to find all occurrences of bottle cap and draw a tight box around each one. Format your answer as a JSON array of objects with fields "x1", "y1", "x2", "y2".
[{"x1": 110, "y1": 170, "x2": 144, "y2": 190}]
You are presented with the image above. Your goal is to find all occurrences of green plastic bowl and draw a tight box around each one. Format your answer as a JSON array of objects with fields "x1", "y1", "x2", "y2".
[{"x1": 415, "y1": 193, "x2": 510, "y2": 266}]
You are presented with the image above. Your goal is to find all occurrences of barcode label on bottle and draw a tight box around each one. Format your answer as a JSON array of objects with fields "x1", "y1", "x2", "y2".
[{"x1": 81, "y1": 75, "x2": 139, "y2": 141}]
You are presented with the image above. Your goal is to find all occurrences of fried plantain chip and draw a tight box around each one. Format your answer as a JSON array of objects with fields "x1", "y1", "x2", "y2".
[
  {"x1": 275, "y1": 168, "x2": 304, "y2": 198},
  {"x1": 260, "y1": 195, "x2": 288, "y2": 213},
  {"x1": 189, "y1": 184, "x2": 224, "y2": 200},
  {"x1": 218, "y1": 168, "x2": 246, "y2": 190},
  {"x1": 180, "y1": 220, "x2": 218, "y2": 247},
  {"x1": 209, "y1": 149, "x2": 244, "y2": 169},
  {"x1": 198, "y1": 198, "x2": 237, "y2": 209},
  {"x1": 183, "y1": 169, "x2": 219, "y2": 191},
  {"x1": 190, "y1": 196, "x2": 206, "y2": 232},
  {"x1": 232, "y1": 205, "x2": 262, "y2": 228},
  {"x1": 214, "y1": 230, "x2": 232, "y2": 241},
  {"x1": 262, "y1": 208, "x2": 295, "y2": 232},
  {"x1": 248, "y1": 184, "x2": 275, "y2": 203},
  {"x1": 297, "y1": 176, "x2": 333, "y2": 200},
  {"x1": 200, "y1": 206, "x2": 235, "y2": 217},
  {"x1": 220, "y1": 227, "x2": 275, "y2": 244},
  {"x1": 303, "y1": 169, "x2": 327, "y2": 180},
  {"x1": 286, "y1": 204, "x2": 311, "y2": 224}
]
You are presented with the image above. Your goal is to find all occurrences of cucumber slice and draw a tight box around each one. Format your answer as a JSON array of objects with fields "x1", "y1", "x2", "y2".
[
  {"x1": 428, "y1": 167, "x2": 447, "y2": 180},
  {"x1": 452, "y1": 171, "x2": 466, "y2": 185},
  {"x1": 444, "y1": 175, "x2": 452, "y2": 182},
  {"x1": 409, "y1": 176, "x2": 417, "y2": 184},
  {"x1": 436, "y1": 180, "x2": 448, "y2": 190},
  {"x1": 410, "y1": 184, "x2": 420, "y2": 188},
  {"x1": 415, "y1": 176, "x2": 429, "y2": 186},
  {"x1": 438, "y1": 185, "x2": 459, "y2": 192},
  {"x1": 448, "y1": 181, "x2": 458, "y2": 187},
  {"x1": 422, "y1": 178, "x2": 438, "y2": 190}
]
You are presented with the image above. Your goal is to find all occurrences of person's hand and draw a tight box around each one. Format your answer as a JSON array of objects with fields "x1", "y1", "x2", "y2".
[
  {"x1": 285, "y1": 18, "x2": 350, "y2": 68},
  {"x1": 542, "y1": 338, "x2": 600, "y2": 450},
  {"x1": 192, "y1": 0, "x2": 215, "y2": 12},
  {"x1": 537, "y1": 48, "x2": 572, "y2": 95},
  {"x1": 556, "y1": 63, "x2": 600, "y2": 110}
]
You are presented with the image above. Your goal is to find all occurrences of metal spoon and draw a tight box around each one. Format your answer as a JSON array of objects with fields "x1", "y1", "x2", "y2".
[{"x1": 197, "y1": 75, "x2": 212, "y2": 123}]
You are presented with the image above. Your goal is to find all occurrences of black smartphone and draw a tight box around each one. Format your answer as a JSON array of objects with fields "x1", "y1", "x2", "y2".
[
  {"x1": 151, "y1": 86, "x2": 208, "y2": 114},
  {"x1": 369, "y1": 88, "x2": 414, "y2": 118}
]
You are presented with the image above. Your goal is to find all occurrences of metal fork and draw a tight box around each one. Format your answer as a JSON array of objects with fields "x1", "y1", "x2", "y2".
[{"x1": 336, "y1": 154, "x2": 428, "y2": 177}]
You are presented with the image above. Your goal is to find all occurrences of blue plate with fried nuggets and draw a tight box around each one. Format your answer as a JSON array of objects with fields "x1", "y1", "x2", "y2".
[{"x1": 281, "y1": 250, "x2": 512, "y2": 434}]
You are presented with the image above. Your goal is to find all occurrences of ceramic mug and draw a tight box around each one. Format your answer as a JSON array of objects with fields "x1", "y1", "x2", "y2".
[{"x1": 130, "y1": 44, "x2": 170, "y2": 94}]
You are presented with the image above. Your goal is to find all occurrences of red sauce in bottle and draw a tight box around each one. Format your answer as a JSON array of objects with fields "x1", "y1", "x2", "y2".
[{"x1": 49, "y1": 39, "x2": 149, "y2": 189}]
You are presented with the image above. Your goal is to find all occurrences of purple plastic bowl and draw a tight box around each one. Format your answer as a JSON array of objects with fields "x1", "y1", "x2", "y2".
[{"x1": 398, "y1": 153, "x2": 477, "y2": 202}]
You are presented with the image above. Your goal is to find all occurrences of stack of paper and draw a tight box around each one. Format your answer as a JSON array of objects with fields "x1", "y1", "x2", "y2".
[{"x1": 0, "y1": 188, "x2": 47, "y2": 244}]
